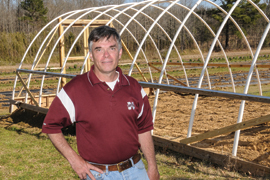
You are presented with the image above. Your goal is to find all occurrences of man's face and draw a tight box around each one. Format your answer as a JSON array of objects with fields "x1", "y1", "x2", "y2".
[{"x1": 89, "y1": 36, "x2": 122, "y2": 77}]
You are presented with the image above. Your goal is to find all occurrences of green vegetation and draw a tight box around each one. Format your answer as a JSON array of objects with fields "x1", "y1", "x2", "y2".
[
  {"x1": 182, "y1": 55, "x2": 269, "y2": 63},
  {"x1": 1, "y1": 0, "x2": 270, "y2": 67},
  {"x1": 0, "y1": 31, "x2": 84, "y2": 66},
  {"x1": 0, "y1": 25, "x2": 269, "y2": 67},
  {"x1": 130, "y1": 66, "x2": 244, "y2": 81},
  {"x1": 20, "y1": 0, "x2": 48, "y2": 26},
  {"x1": 0, "y1": 32, "x2": 33, "y2": 65},
  {"x1": 0, "y1": 125, "x2": 256, "y2": 180},
  {"x1": 209, "y1": 0, "x2": 266, "y2": 50},
  {"x1": 0, "y1": 126, "x2": 78, "y2": 179},
  {"x1": 234, "y1": 84, "x2": 270, "y2": 96}
]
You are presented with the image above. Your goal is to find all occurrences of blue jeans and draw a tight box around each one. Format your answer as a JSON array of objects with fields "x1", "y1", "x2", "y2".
[{"x1": 86, "y1": 159, "x2": 149, "y2": 180}]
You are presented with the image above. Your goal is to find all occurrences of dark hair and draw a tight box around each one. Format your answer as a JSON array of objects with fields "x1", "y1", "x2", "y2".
[{"x1": 88, "y1": 25, "x2": 122, "y2": 52}]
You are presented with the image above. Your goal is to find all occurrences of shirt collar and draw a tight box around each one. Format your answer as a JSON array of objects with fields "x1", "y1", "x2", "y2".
[{"x1": 88, "y1": 65, "x2": 130, "y2": 86}]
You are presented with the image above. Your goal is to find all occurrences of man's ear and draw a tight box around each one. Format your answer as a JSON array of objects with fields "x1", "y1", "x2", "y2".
[
  {"x1": 89, "y1": 51, "x2": 93, "y2": 61},
  {"x1": 119, "y1": 48, "x2": 123, "y2": 59}
]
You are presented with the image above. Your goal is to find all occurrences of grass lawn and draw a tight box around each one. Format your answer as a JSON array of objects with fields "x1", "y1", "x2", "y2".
[
  {"x1": 0, "y1": 123, "x2": 258, "y2": 180},
  {"x1": 0, "y1": 126, "x2": 78, "y2": 179}
]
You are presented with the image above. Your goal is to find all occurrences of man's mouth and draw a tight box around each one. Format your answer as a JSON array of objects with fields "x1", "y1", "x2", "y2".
[{"x1": 102, "y1": 60, "x2": 112, "y2": 64}]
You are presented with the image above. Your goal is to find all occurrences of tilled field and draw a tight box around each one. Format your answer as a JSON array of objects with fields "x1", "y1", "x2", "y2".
[{"x1": 149, "y1": 91, "x2": 270, "y2": 168}]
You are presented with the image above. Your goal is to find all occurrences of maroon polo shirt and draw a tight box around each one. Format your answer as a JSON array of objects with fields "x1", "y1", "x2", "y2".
[{"x1": 42, "y1": 66, "x2": 153, "y2": 164}]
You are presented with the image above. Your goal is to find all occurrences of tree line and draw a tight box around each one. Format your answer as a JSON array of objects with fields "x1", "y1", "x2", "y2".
[{"x1": 0, "y1": 0, "x2": 270, "y2": 65}]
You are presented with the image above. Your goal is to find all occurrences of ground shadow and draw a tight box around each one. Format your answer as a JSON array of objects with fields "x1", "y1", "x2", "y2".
[{"x1": 1, "y1": 108, "x2": 76, "y2": 136}]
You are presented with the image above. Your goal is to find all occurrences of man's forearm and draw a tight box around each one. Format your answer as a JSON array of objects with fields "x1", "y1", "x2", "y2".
[
  {"x1": 47, "y1": 133, "x2": 103, "y2": 180},
  {"x1": 47, "y1": 133, "x2": 79, "y2": 164},
  {"x1": 138, "y1": 131, "x2": 160, "y2": 179}
]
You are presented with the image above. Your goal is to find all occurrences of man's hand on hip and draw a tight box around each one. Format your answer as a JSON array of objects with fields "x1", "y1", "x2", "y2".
[
  {"x1": 70, "y1": 155, "x2": 103, "y2": 180},
  {"x1": 47, "y1": 133, "x2": 103, "y2": 180}
]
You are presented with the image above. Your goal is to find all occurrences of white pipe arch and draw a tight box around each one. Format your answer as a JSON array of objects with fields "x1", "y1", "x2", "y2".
[
  {"x1": 13, "y1": 0, "x2": 270, "y2": 157},
  {"x1": 186, "y1": 0, "x2": 265, "y2": 135}
]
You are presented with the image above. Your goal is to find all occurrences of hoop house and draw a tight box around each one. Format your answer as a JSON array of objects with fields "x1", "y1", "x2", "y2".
[{"x1": 11, "y1": 0, "x2": 270, "y2": 158}]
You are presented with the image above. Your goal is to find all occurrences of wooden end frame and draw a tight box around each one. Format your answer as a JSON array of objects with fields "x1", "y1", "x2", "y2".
[{"x1": 58, "y1": 18, "x2": 114, "y2": 87}]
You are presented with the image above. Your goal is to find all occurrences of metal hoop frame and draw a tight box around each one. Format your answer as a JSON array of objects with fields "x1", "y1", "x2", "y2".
[{"x1": 12, "y1": 0, "x2": 270, "y2": 157}]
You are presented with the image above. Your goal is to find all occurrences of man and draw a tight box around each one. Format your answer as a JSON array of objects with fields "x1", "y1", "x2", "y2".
[{"x1": 42, "y1": 25, "x2": 159, "y2": 180}]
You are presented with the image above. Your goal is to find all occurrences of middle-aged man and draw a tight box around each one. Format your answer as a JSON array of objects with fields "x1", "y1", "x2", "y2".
[{"x1": 42, "y1": 25, "x2": 159, "y2": 180}]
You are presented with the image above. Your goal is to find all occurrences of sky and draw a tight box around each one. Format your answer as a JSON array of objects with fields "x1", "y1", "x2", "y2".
[
  {"x1": 122, "y1": 0, "x2": 221, "y2": 9},
  {"x1": 123, "y1": 0, "x2": 268, "y2": 8}
]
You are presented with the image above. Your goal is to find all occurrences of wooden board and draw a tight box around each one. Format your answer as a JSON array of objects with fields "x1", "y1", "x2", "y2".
[
  {"x1": 61, "y1": 19, "x2": 110, "y2": 26},
  {"x1": 180, "y1": 114, "x2": 270, "y2": 144},
  {"x1": 67, "y1": 56, "x2": 85, "y2": 60},
  {"x1": 9, "y1": 100, "x2": 49, "y2": 114},
  {"x1": 148, "y1": 63, "x2": 187, "y2": 86},
  {"x1": 153, "y1": 135, "x2": 270, "y2": 176},
  {"x1": 149, "y1": 62, "x2": 270, "y2": 68}
]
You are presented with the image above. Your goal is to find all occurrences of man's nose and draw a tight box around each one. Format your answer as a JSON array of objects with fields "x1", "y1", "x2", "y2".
[{"x1": 104, "y1": 50, "x2": 109, "y2": 57}]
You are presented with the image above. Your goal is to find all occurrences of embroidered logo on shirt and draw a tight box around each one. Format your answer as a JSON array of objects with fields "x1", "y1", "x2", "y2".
[{"x1": 127, "y1": 102, "x2": 135, "y2": 110}]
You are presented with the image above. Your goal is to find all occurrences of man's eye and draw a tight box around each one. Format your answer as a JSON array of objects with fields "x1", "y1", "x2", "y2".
[{"x1": 111, "y1": 47, "x2": 116, "y2": 50}]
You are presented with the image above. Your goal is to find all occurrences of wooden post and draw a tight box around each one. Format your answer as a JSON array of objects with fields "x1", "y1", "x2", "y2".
[
  {"x1": 84, "y1": 27, "x2": 90, "y2": 72},
  {"x1": 87, "y1": 28, "x2": 91, "y2": 72},
  {"x1": 46, "y1": 96, "x2": 49, "y2": 107},
  {"x1": 149, "y1": 62, "x2": 270, "y2": 68},
  {"x1": 58, "y1": 18, "x2": 66, "y2": 88}
]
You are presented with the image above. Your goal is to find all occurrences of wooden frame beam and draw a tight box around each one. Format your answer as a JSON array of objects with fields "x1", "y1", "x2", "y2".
[
  {"x1": 180, "y1": 114, "x2": 270, "y2": 144},
  {"x1": 150, "y1": 62, "x2": 270, "y2": 68},
  {"x1": 16, "y1": 71, "x2": 39, "y2": 107},
  {"x1": 58, "y1": 17, "x2": 66, "y2": 88},
  {"x1": 67, "y1": 56, "x2": 86, "y2": 60},
  {"x1": 121, "y1": 39, "x2": 148, "y2": 82},
  {"x1": 148, "y1": 63, "x2": 187, "y2": 86},
  {"x1": 9, "y1": 100, "x2": 48, "y2": 114},
  {"x1": 61, "y1": 19, "x2": 110, "y2": 26},
  {"x1": 153, "y1": 135, "x2": 270, "y2": 176}
]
